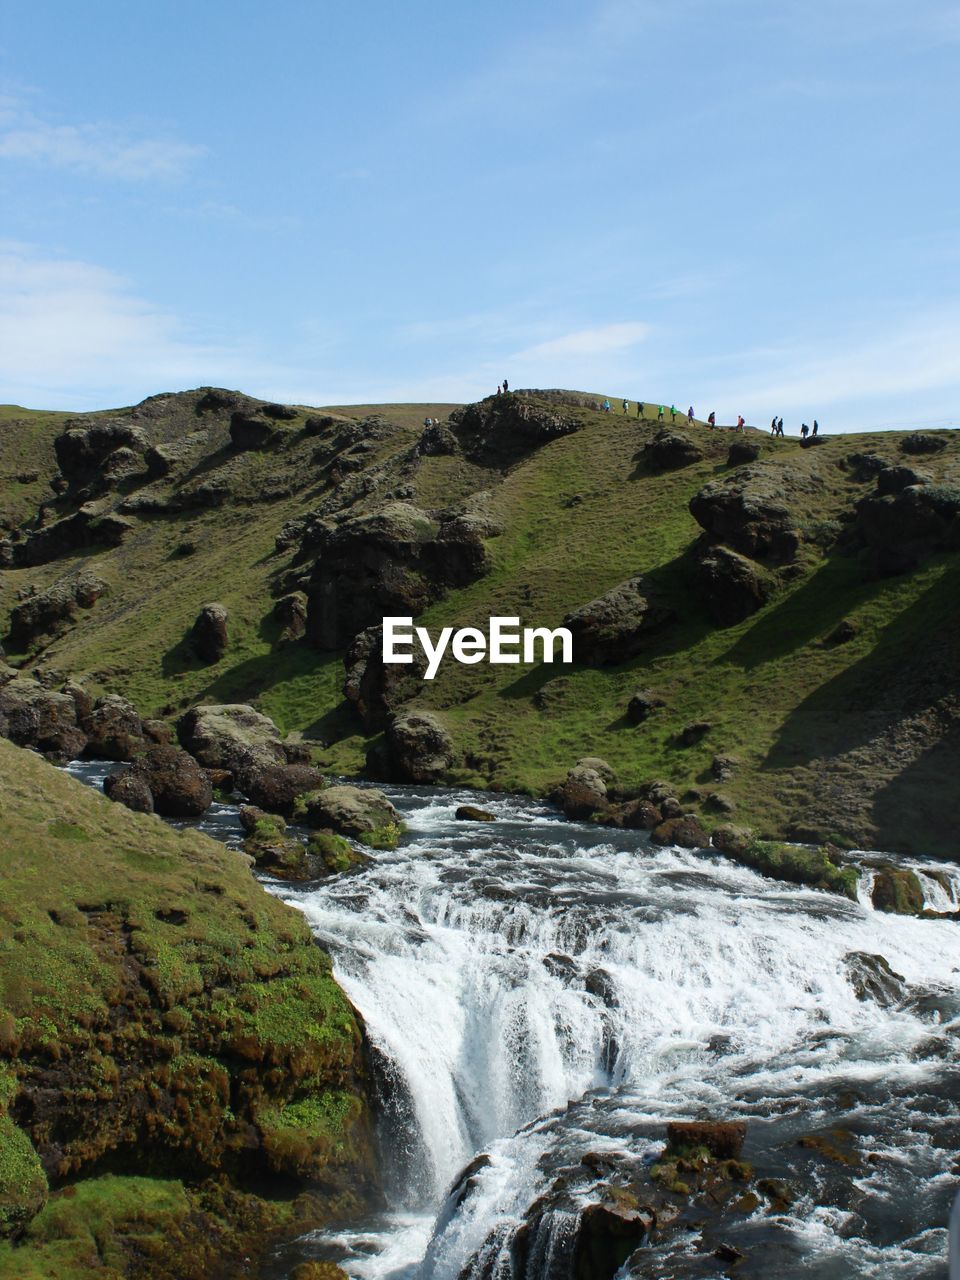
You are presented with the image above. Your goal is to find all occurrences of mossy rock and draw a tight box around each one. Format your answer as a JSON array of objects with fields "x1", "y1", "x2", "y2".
[
  {"x1": 730, "y1": 837, "x2": 859, "y2": 899},
  {"x1": 307, "y1": 832, "x2": 370, "y2": 875},
  {"x1": 0, "y1": 1116, "x2": 47, "y2": 1238},
  {"x1": 870, "y1": 866, "x2": 925, "y2": 915}
]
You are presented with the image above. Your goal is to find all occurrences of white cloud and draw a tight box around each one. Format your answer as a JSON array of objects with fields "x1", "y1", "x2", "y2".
[
  {"x1": 515, "y1": 321, "x2": 652, "y2": 361},
  {"x1": 0, "y1": 97, "x2": 204, "y2": 180}
]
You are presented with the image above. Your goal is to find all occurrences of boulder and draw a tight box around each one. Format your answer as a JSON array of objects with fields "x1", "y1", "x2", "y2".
[
  {"x1": 650, "y1": 816, "x2": 709, "y2": 848},
  {"x1": 0, "y1": 678, "x2": 87, "y2": 760},
  {"x1": 134, "y1": 745, "x2": 212, "y2": 817},
  {"x1": 564, "y1": 575, "x2": 676, "y2": 665},
  {"x1": 679, "y1": 720, "x2": 711, "y2": 747},
  {"x1": 417, "y1": 422, "x2": 459, "y2": 455},
  {"x1": 844, "y1": 952, "x2": 906, "y2": 1006},
  {"x1": 852, "y1": 483, "x2": 960, "y2": 573},
  {"x1": 871, "y1": 866, "x2": 925, "y2": 915},
  {"x1": 177, "y1": 704, "x2": 290, "y2": 779},
  {"x1": 261, "y1": 402, "x2": 298, "y2": 421},
  {"x1": 846, "y1": 451, "x2": 887, "y2": 481},
  {"x1": 53, "y1": 420, "x2": 148, "y2": 480},
  {"x1": 626, "y1": 689, "x2": 666, "y2": 724},
  {"x1": 876, "y1": 465, "x2": 930, "y2": 495},
  {"x1": 643, "y1": 427, "x2": 704, "y2": 471},
  {"x1": 710, "y1": 755, "x2": 739, "y2": 783},
  {"x1": 7, "y1": 571, "x2": 108, "y2": 650},
  {"x1": 694, "y1": 543, "x2": 777, "y2": 626},
  {"x1": 241, "y1": 763, "x2": 325, "y2": 817},
  {"x1": 103, "y1": 768, "x2": 154, "y2": 814},
  {"x1": 386, "y1": 710, "x2": 456, "y2": 783},
  {"x1": 191, "y1": 603, "x2": 229, "y2": 663},
  {"x1": 665, "y1": 1121, "x2": 746, "y2": 1159},
  {"x1": 446, "y1": 396, "x2": 581, "y2": 464},
  {"x1": 727, "y1": 440, "x2": 761, "y2": 467},
  {"x1": 900, "y1": 432, "x2": 946, "y2": 455},
  {"x1": 823, "y1": 618, "x2": 859, "y2": 647},
  {"x1": 710, "y1": 824, "x2": 752, "y2": 855},
  {"x1": 142, "y1": 718, "x2": 173, "y2": 745},
  {"x1": 575, "y1": 756, "x2": 615, "y2": 785},
  {"x1": 554, "y1": 764, "x2": 608, "y2": 820},
  {"x1": 295, "y1": 784, "x2": 402, "y2": 847},
  {"x1": 81, "y1": 693, "x2": 145, "y2": 760},
  {"x1": 455, "y1": 805, "x2": 497, "y2": 822},
  {"x1": 343, "y1": 625, "x2": 426, "y2": 730},
  {"x1": 689, "y1": 463, "x2": 823, "y2": 562},
  {"x1": 603, "y1": 798, "x2": 661, "y2": 830},
  {"x1": 242, "y1": 812, "x2": 308, "y2": 880},
  {"x1": 569, "y1": 1200, "x2": 654, "y2": 1280}
]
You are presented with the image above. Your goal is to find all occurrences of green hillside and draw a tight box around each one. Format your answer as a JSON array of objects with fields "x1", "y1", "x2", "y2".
[{"x1": 1, "y1": 388, "x2": 958, "y2": 854}]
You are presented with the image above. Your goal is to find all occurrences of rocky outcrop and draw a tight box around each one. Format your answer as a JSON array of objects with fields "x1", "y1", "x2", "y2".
[
  {"x1": 229, "y1": 411, "x2": 281, "y2": 450},
  {"x1": 876, "y1": 465, "x2": 931, "y2": 495},
  {"x1": 455, "y1": 805, "x2": 496, "y2": 822},
  {"x1": 851, "y1": 481, "x2": 960, "y2": 574},
  {"x1": 54, "y1": 419, "x2": 149, "y2": 481},
  {"x1": 7, "y1": 571, "x2": 108, "y2": 650},
  {"x1": 689, "y1": 462, "x2": 823, "y2": 562},
  {"x1": 643, "y1": 427, "x2": 704, "y2": 471},
  {"x1": 626, "y1": 689, "x2": 666, "y2": 724},
  {"x1": 870, "y1": 866, "x2": 925, "y2": 915},
  {"x1": 106, "y1": 745, "x2": 213, "y2": 817},
  {"x1": 901, "y1": 432, "x2": 946, "y2": 455},
  {"x1": 241, "y1": 762, "x2": 325, "y2": 817},
  {"x1": 177, "y1": 704, "x2": 295, "y2": 785},
  {"x1": 665, "y1": 1120, "x2": 746, "y2": 1159},
  {"x1": 564, "y1": 575, "x2": 676, "y2": 665},
  {"x1": 273, "y1": 591, "x2": 308, "y2": 645},
  {"x1": 0, "y1": 676, "x2": 87, "y2": 760},
  {"x1": 650, "y1": 815, "x2": 709, "y2": 848},
  {"x1": 385, "y1": 710, "x2": 456, "y2": 783},
  {"x1": 553, "y1": 762, "x2": 608, "y2": 820},
  {"x1": 694, "y1": 543, "x2": 776, "y2": 625},
  {"x1": 295, "y1": 784, "x2": 403, "y2": 848},
  {"x1": 343, "y1": 625, "x2": 426, "y2": 730},
  {"x1": 191, "y1": 602, "x2": 229, "y2": 663},
  {"x1": 417, "y1": 421, "x2": 459, "y2": 455},
  {"x1": 727, "y1": 440, "x2": 761, "y2": 467},
  {"x1": 103, "y1": 767, "x2": 154, "y2": 813},
  {"x1": 447, "y1": 394, "x2": 581, "y2": 464},
  {"x1": 306, "y1": 503, "x2": 493, "y2": 649}
]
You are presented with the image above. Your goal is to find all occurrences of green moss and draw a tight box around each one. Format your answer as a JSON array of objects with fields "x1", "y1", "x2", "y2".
[
  {"x1": 0, "y1": 1115, "x2": 47, "y2": 1238},
  {"x1": 871, "y1": 866, "x2": 925, "y2": 915},
  {"x1": 47, "y1": 820, "x2": 89, "y2": 842},
  {"x1": 308, "y1": 832, "x2": 363, "y2": 874},
  {"x1": 736, "y1": 838, "x2": 860, "y2": 899}
]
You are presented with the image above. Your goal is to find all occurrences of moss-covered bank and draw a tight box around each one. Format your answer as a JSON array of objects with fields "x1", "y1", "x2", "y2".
[{"x1": 0, "y1": 739, "x2": 379, "y2": 1278}]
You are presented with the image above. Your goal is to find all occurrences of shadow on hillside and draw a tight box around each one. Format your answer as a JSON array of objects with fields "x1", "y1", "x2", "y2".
[
  {"x1": 761, "y1": 559, "x2": 960, "y2": 774},
  {"x1": 871, "y1": 719, "x2": 960, "y2": 857}
]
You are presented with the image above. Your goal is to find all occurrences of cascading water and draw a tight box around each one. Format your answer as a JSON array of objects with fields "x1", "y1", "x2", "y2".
[{"x1": 64, "y1": 763, "x2": 960, "y2": 1278}]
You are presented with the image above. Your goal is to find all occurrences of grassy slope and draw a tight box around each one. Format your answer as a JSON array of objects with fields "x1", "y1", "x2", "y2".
[
  {"x1": 1, "y1": 393, "x2": 958, "y2": 853},
  {"x1": 0, "y1": 738, "x2": 373, "y2": 1278}
]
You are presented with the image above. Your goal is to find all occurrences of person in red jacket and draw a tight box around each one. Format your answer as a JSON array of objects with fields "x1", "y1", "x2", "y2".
[{"x1": 736, "y1": 414, "x2": 745, "y2": 432}]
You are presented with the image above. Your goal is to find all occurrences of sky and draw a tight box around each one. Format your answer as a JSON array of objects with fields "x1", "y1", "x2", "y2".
[{"x1": 0, "y1": 0, "x2": 958, "y2": 430}]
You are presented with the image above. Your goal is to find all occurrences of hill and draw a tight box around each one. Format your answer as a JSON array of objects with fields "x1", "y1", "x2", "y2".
[{"x1": 1, "y1": 387, "x2": 958, "y2": 855}]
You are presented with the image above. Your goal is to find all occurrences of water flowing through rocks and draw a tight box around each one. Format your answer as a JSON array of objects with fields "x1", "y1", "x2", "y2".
[{"x1": 65, "y1": 763, "x2": 960, "y2": 1279}]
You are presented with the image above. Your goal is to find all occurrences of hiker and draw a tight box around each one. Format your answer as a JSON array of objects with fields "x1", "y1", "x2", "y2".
[
  {"x1": 688, "y1": 406, "x2": 695, "y2": 423},
  {"x1": 503, "y1": 378, "x2": 509, "y2": 393},
  {"x1": 812, "y1": 419, "x2": 819, "y2": 436},
  {"x1": 801, "y1": 423, "x2": 809, "y2": 439},
  {"x1": 670, "y1": 404, "x2": 678, "y2": 421},
  {"x1": 708, "y1": 411, "x2": 716, "y2": 429},
  {"x1": 778, "y1": 417, "x2": 784, "y2": 437},
  {"x1": 603, "y1": 398, "x2": 611, "y2": 413},
  {"x1": 637, "y1": 401, "x2": 644, "y2": 418},
  {"x1": 658, "y1": 405, "x2": 665, "y2": 421},
  {"x1": 770, "y1": 416, "x2": 778, "y2": 436},
  {"x1": 622, "y1": 398, "x2": 629, "y2": 414},
  {"x1": 496, "y1": 384, "x2": 502, "y2": 395},
  {"x1": 736, "y1": 414, "x2": 745, "y2": 432}
]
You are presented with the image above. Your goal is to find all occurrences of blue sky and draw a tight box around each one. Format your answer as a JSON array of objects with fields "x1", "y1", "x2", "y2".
[{"x1": 1, "y1": 0, "x2": 958, "y2": 429}]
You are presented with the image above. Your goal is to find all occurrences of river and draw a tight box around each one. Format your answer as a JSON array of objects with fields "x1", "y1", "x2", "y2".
[{"x1": 65, "y1": 763, "x2": 960, "y2": 1279}]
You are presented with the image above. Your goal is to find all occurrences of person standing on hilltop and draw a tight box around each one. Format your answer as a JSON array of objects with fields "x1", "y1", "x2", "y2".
[
  {"x1": 736, "y1": 414, "x2": 745, "y2": 432},
  {"x1": 708, "y1": 411, "x2": 716, "y2": 429},
  {"x1": 688, "y1": 406, "x2": 695, "y2": 423},
  {"x1": 812, "y1": 419, "x2": 819, "y2": 436},
  {"x1": 771, "y1": 416, "x2": 778, "y2": 436},
  {"x1": 801, "y1": 423, "x2": 810, "y2": 440},
  {"x1": 658, "y1": 405, "x2": 665, "y2": 421},
  {"x1": 670, "y1": 404, "x2": 678, "y2": 422},
  {"x1": 622, "y1": 398, "x2": 629, "y2": 414},
  {"x1": 777, "y1": 417, "x2": 784, "y2": 436},
  {"x1": 637, "y1": 401, "x2": 645, "y2": 418},
  {"x1": 503, "y1": 378, "x2": 509, "y2": 393},
  {"x1": 603, "y1": 398, "x2": 611, "y2": 413}
]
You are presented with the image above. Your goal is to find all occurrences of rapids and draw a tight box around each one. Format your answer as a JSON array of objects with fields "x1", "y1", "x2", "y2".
[{"x1": 65, "y1": 763, "x2": 960, "y2": 1279}]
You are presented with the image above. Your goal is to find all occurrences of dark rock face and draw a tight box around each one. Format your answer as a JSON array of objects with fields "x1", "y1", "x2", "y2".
[
  {"x1": 604, "y1": 798, "x2": 661, "y2": 829},
  {"x1": 261, "y1": 402, "x2": 298, "y2": 421},
  {"x1": 343, "y1": 625, "x2": 426, "y2": 730},
  {"x1": 643, "y1": 427, "x2": 704, "y2": 472},
  {"x1": 901, "y1": 432, "x2": 946, "y2": 455},
  {"x1": 273, "y1": 592, "x2": 308, "y2": 645},
  {"x1": 447, "y1": 394, "x2": 581, "y2": 464},
  {"x1": 689, "y1": 463, "x2": 822, "y2": 562},
  {"x1": 823, "y1": 618, "x2": 858, "y2": 646},
  {"x1": 191, "y1": 603, "x2": 229, "y2": 663},
  {"x1": 727, "y1": 440, "x2": 761, "y2": 467},
  {"x1": 81, "y1": 693, "x2": 145, "y2": 760},
  {"x1": 241, "y1": 763, "x2": 325, "y2": 818},
  {"x1": 844, "y1": 951, "x2": 906, "y2": 1006},
  {"x1": 564, "y1": 575, "x2": 676, "y2": 665},
  {"x1": 846, "y1": 451, "x2": 887, "y2": 481},
  {"x1": 553, "y1": 763, "x2": 608, "y2": 820},
  {"x1": 679, "y1": 720, "x2": 711, "y2": 746},
  {"x1": 109, "y1": 745, "x2": 212, "y2": 817},
  {"x1": 417, "y1": 422, "x2": 459, "y2": 456},
  {"x1": 229, "y1": 412, "x2": 280, "y2": 450},
  {"x1": 650, "y1": 815, "x2": 709, "y2": 848},
  {"x1": 694, "y1": 543, "x2": 776, "y2": 626},
  {"x1": 7, "y1": 572, "x2": 108, "y2": 650},
  {"x1": 852, "y1": 482, "x2": 960, "y2": 573},
  {"x1": 626, "y1": 689, "x2": 666, "y2": 724},
  {"x1": 876, "y1": 465, "x2": 930, "y2": 495},
  {"x1": 665, "y1": 1120, "x2": 746, "y2": 1159},
  {"x1": 386, "y1": 710, "x2": 456, "y2": 783},
  {"x1": 0, "y1": 678, "x2": 87, "y2": 760},
  {"x1": 306, "y1": 503, "x2": 493, "y2": 649},
  {"x1": 571, "y1": 1202, "x2": 654, "y2": 1280}
]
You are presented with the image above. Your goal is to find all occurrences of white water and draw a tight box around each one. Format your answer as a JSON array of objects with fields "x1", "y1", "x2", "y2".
[{"x1": 64, "y1": 763, "x2": 960, "y2": 1278}]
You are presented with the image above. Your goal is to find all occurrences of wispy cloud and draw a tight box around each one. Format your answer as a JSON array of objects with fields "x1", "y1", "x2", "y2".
[
  {"x1": 515, "y1": 321, "x2": 652, "y2": 361},
  {"x1": 0, "y1": 96, "x2": 204, "y2": 181}
]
